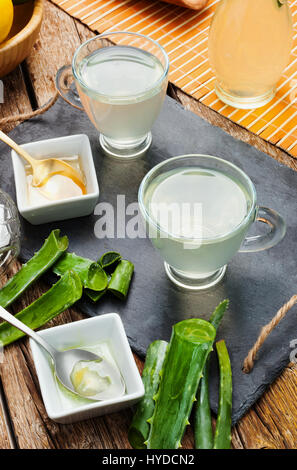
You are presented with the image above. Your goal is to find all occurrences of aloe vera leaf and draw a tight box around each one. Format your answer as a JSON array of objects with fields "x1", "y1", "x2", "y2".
[
  {"x1": 213, "y1": 340, "x2": 232, "y2": 450},
  {"x1": 195, "y1": 300, "x2": 229, "y2": 449},
  {"x1": 128, "y1": 340, "x2": 168, "y2": 449},
  {"x1": 53, "y1": 253, "x2": 108, "y2": 292},
  {"x1": 0, "y1": 271, "x2": 82, "y2": 347},
  {"x1": 99, "y1": 251, "x2": 121, "y2": 272},
  {"x1": 108, "y1": 260, "x2": 134, "y2": 300},
  {"x1": 0, "y1": 229, "x2": 68, "y2": 309},
  {"x1": 146, "y1": 319, "x2": 216, "y2": 449}
]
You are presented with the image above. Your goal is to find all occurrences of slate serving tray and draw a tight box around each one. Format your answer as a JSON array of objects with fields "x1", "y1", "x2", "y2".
[{"x1": 0, "y1": 96, "x2": 296, "y2": 424}]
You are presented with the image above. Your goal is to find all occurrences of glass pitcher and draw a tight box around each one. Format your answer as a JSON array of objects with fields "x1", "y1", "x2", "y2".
[{"x1": 208, "y1": 0, "x2": 293, "y2": 109}]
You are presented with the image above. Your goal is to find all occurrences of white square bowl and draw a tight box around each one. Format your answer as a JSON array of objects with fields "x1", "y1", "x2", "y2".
[
  {"x1": 30, "y1": 313, "x2": 144, "y2": 424},
  {"x1": 11, "y1": 134, "x2": 99, "y2": 225}
]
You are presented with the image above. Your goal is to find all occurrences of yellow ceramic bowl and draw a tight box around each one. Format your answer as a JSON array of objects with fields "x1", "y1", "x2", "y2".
[{"x1": 0, "y1": 0, "x2": 43, "y2": 78}]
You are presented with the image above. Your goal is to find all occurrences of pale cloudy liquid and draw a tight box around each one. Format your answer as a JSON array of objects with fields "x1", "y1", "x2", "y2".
[
  {"x1": 208, "y1": 0, "x2": 293, "y2": 102},
  {"x1": 53, "y1": 341, "x2": 123, "y2": 410},
  {"x1": 77, "y1": 46, "x2": 166, "y2": 145},
  {"x1": 143, "y1": 167, "x2": 253, "y2": 277}
]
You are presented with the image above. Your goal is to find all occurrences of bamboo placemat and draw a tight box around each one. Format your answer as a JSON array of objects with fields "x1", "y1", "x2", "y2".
[{"x1": 52, "y1": 0, "x2": 297, "y2": 157}]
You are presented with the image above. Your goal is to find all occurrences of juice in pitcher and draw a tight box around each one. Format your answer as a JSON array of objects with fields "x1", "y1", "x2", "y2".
[{"x1": 208, "y1": 0, "x2": 293, "y2": 109}]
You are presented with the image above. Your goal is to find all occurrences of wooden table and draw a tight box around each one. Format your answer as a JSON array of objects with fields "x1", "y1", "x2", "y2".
[{"x1": 0, "y1": 0, "x2": 297, "y2": 449}]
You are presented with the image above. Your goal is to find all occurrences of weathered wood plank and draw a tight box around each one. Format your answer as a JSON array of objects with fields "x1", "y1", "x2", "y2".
[
  {"x1": 0, "y1": 382, "x2": 13, "y2": 449},
  {"x1": 25, "y1": 1, "x2": 83, "y2": 106},
  {"x1": 0, "y1": 68, "x2": 32, "y2": 133}
]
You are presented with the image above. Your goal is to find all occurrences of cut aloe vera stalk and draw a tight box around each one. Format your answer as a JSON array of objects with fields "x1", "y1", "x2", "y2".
[
  {"x1": 85, "y1": 273, "x2": 111, "y2": 302},
  {"x1": 108, "y1": 260, "x2": 134, "y2": 300},
  {"x1": 146, "y1": 319, "x2": 216, "y2": 449},
  {"x1": 99, "y1": 251, "x2": 121, "y2": 272},
  {"x1": 85, "y1": 288, "x2": 106, "y2": 303},
  {"x1": 213, "y1": 340, "x2": 232, "y2": 450},
  {"x1": 128, "y1": 340, "x2": 168, "y2": 449},
  {"x1": 0, "y1": 230, "x2": 68, "y2": 309},
  {"x1": 53, "y1": 253, "x2": 108, "y2": 292},
  {"x1": 195, "y1": 300, "x2": 229, "y2": 449},
  {"x1": 0, "y1": 271, "x2": 82, "y2": 347}
]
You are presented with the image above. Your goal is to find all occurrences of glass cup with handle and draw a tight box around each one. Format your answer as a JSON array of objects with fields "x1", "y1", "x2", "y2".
[
  {"x1": 56, "y1": 32, "x2": 169, "y2": 160},
  {"x1": 138, "y1": 154, "x2": 286, "y2": 290}
]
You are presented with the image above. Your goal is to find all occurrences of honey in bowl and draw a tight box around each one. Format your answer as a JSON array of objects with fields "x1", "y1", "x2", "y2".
[{"x1": 25, "y1": 155, "x2": 86, "y2": 205}]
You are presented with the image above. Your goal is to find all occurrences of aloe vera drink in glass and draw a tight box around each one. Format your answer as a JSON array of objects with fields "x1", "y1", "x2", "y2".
[
  {"x1": 208, "y1": 0, "x2": 293, "y2": 109},
  {"x1": 139, "y1": 155, "x2": 286, "y2": 290},
  {"x1": 72, "y1": 32, "x2": 169, "y2": 159}
]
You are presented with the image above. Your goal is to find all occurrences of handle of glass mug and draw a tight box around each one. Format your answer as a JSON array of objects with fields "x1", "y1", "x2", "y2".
[
  {"x1": 239, "y1": 206, "x2": 286, "y2": 253},
  {"x1": 55, "y1": 65, "x2": 84, "y2": 111}
]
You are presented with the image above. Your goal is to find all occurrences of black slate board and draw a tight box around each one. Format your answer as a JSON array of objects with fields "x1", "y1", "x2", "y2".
[{"x1": 0, "y1": 96, "x2": 297, "y2": 424}]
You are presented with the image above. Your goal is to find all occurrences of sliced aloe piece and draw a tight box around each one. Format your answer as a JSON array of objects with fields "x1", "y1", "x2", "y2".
[
  {"x1": 0, "y1": 229, "x2": 68, "y2": 309},
  {"x1": 99, "y1": 251, "x2": 121, "y2": 272},
  {"x1": 108, "y1": 260, "x2": 134, "y2": 300},
  {"x1": 0, "y1": 271, "x2": 82, "y2": 347},
  {"x1": 85, "y1": 273, "x2": 111, "y2": 302},
  {"x1": 84, "y1": 288, "x2": 106, "y2": 303},
  {"x1": 129, "y1": 340, "x2": 168, "y2": 449},
  {"x1": 53, "y1": 253, "x2": 108, "y2": 292}
]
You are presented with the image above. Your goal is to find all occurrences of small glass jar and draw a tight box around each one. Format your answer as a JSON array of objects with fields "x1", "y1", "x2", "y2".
[{"x1": 0, "y1": 190, "x2": 21, "y2": 277}]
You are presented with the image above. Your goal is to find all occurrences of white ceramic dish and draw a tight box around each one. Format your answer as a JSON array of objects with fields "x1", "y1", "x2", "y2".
[
  {"x1": 30, "y1": 313, "x2": 144, "y2": 424},
  {"x1": 11, "y1": 134, "x2": 99, "y2": 225}
]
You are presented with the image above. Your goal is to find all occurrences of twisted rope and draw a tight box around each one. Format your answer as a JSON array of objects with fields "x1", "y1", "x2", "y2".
[
  {"x1": 0, "y1": 90, "x2": 59, "y2": 128},
  {"x1": 242, "y1": 294, "x2": 297, "y2": 373}
]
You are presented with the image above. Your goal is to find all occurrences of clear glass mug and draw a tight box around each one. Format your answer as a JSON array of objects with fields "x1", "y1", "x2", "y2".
[
  {"x1": 56, "y1": 32, "x2": 169, "y2": 160},
  {"x1": 138, "y1": 155, "x2": 286, "y2": 290},
  {"x1": 208, "y1": 0, "x2": 293, "y2": 109}
]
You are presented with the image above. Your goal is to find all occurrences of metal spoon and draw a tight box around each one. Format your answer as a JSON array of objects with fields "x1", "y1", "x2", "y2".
[
  {"x1": 0, "y1": 306, "x2": 125, "y2": 401},
  {"x1": 0, "y1": 130, "x2": 87, "y2": 194}
]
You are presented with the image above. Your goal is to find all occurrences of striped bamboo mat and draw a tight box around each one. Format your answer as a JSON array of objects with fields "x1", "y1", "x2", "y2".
[{"x1": 52, "y1": 0, "x2": 297, "y2": 157}]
